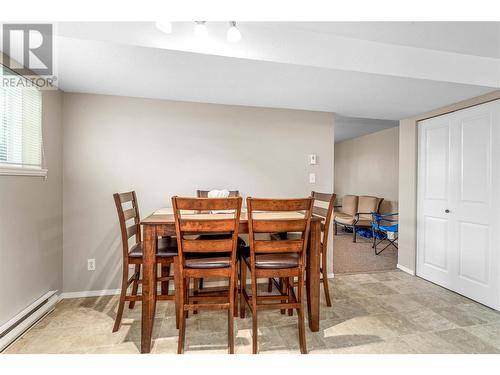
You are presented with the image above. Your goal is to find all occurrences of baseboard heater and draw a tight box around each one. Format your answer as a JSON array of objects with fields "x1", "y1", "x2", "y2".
[{"x1": 0, "y1": 290, "x2": 58, "y2": 352}]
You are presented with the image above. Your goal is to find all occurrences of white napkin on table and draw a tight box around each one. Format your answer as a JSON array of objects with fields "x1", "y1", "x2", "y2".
[
  {"x1": 207, "y1": 189, "x2": 230, "y2": 198},
  {"x1": 208, "y1": 189, "x2": 232, "y2": 214}
]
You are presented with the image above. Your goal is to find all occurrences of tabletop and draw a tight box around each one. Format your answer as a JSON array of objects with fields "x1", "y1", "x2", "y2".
[{"x1": 141, "y1": 207, "x2": 317, "y2": 225}]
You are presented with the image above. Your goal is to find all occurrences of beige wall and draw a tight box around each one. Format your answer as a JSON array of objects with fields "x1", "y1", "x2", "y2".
[
  {"x1": 398, "y1": 90, "x2": 500, "y2": 274},
  {"x1": 334, "y1": 127, "x2": 399, "y2": 213},
  {"x1": 0, "y1": 90, "x2": 63, "y2": 326},
  {"x1": 62, "y1": 93, "x2": 335, "y2": 293}
]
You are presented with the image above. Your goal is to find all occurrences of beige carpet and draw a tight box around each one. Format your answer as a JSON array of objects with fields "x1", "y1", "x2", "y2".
[{"x1": 332, "y1": 231, "x2": 398, "y2": 274}]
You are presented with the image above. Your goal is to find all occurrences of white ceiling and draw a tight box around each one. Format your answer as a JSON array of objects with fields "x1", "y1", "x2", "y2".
[
  {"x1": 281, "y1": 22, "x2": 500, "y2": 58},
  {"x1": 335, "y1": 116, "x2": 398, "y2": 143},
  {"x1": 9, "y1": 22, "x2": 500, "y2": 126}
]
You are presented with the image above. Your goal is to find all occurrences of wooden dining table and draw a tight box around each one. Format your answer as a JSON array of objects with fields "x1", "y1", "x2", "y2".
[{"x1": 139, "y1": 208, "x2": 322, "y2": 353}]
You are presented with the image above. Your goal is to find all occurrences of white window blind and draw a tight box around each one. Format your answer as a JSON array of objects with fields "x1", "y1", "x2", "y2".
[{"x1": 0, "y1": 65, "x2": 45, "y2": 177}]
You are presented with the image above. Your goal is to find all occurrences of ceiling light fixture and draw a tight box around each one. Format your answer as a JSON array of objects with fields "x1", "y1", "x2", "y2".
[
  {"x1": 194, "y1": 21, "x2": 208, "y2": 38},
  {"x1": 155, "y1": 21, "x2": 172, "y2": 34},
  {"x1": 226, "y1": 21, "x2": 242, "y2": 43}
]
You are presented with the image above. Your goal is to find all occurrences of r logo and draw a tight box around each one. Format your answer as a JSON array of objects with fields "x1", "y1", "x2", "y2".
[{"x1": 3, "y1": 24, "x2": 53, "y2": 75}]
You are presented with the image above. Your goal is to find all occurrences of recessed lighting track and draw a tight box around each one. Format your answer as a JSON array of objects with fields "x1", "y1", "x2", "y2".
[{"x1": 155, "y1": 21, "x2": 242, "y2": 42}]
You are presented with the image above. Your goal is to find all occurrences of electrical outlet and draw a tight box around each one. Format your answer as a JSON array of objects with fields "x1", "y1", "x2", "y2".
[
  {"x1": 87, "y1": 258, "x2": 96, "y2": 271},
  {"x1": 309, "y1": 173, "x2": 316, "y2": 184}
]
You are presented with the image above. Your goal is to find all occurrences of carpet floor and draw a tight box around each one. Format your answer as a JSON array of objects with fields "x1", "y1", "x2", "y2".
[{"x1": 332, "y1": 230, "x2": 398, "y2": 274}]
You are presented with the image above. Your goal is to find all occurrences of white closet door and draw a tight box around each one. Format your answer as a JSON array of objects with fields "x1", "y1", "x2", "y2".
[
  {"x1": 417, "y1": 100, "x2": 500, "y2": 310},
  {"x1": 452, "y1": 101, "x2": 500, "y2": 308},
  {"x1": 417, "y1": 114, "x2": 454, "y2": 288}
]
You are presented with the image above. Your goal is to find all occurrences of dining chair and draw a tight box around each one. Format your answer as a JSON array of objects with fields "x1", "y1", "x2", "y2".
[
  {"x1": 269, "y1": 191, "x2": 336, "y2": 307},
  {"x1": 172, "y1": 196, "x2": 242, "y2": 354},
  {"x1": 240, "y1": 197, "x2": 314, "y2": 354},
  {"x1": 112, "y1": 191, "x2": 177, "y2": 333}
]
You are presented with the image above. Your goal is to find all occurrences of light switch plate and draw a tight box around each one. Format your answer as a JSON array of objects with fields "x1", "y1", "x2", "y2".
[
  {"x1": 309, "y1": 173, "x2": 316, "y2": 184},
  {"x1": 308, "y1": 154, "x2": 317, "y2": 165}
]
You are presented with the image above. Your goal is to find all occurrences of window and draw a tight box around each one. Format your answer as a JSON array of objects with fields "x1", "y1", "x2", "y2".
[{"x1": 0, "y1": 65, "x2": 45, "y2": 177}]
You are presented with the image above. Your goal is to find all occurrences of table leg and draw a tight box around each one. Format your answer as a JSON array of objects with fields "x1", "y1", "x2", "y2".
[
  {"x1": 306, "y1": 219, "x2": 320, "y2": 332},
  {"x1": 174, "y1": 256, "x2": 181, "y2": 329},
  {"x1": 141, "y1": 225, "x2": 157, "y2": 353}
]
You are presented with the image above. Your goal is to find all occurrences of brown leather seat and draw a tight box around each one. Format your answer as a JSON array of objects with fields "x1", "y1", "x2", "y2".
[
  {"x1": 128, "y1": 237, "x2": 178, "y2": 258},
  {"x1": 185, "y1": 256, "x2": 231, "y2": 269},
  {"x1": 244, "y1": 253, "x2": 299, "y2": 269}
]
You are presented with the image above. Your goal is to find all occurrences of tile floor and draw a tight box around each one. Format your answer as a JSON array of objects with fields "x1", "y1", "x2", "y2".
[{"x1": 4, "y1": 270, "x2": 500, "y2": 354}]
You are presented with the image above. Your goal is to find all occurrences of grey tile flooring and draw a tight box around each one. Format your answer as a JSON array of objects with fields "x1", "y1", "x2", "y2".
[{"x1": 3, "y1": 270, "x2": 500, "y2": 354}]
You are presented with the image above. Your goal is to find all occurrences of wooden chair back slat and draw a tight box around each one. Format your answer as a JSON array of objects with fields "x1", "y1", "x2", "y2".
[
  {"x1": 311, "y1": 191, "x2": 333, "y2": 202},
  {"x1": 312, "y1": 206, "x2": 329, "y2": 218},
  {"x1": 123, "y1": 208, "x2": 136, "y2": 221},
  {"x1": 126, "y1": 225, "x2": 138, "y2": 239},
  {"x1": 254, "y1": 239, "x2": 304, "y2": 253},
  {"x1": 196, "y1": 190, "x2": 239, "y2": 198},
  {"x1": 179, "y1": 219, "x2": 235, "y2": 232},
  {"x1": 118, "y1": 191, "x2": 134, "y2": 203},
  {"x1": 249, "y1": 198, "x2": 312, "y2": 212},
  {"x1": 252, "y1": 219, "x2": 306, "y2": 233},
  {"x1": 182, "y1": 239, "x2": 233, "y2": 253},
  {"x1": 175, "y1": 197, "x2": 239, "y2": 211}
]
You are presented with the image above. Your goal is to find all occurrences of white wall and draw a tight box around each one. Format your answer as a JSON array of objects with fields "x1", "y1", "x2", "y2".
[
  {"x1": 0, "y1": 90, "x2": 63, "y2": 326},
  {"x1": 334, "y1": 127, "x2": 399, "y2": 213},
  {"x1": 62, "y1": 93, "x2": 335, "y2": 293}
]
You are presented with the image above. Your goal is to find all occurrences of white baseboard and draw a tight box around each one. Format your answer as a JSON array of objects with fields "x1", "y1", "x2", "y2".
[
  {"x1": 0, "y1": 291, "x2": 58, "y2": 352},
  {"x1": 397, "y1": 264, "x2": 415, "y2": 275},
  {"x1": 60, "y1": 288, "x2": 121, "y2": 299},
  {"x1": 61, "y1": 273, "x2": 336, "y2": 300}
]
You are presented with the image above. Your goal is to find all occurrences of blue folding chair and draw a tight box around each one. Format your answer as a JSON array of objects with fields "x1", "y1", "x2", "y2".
[{"x1": 371, "y1": 212, "x2": 398, "y2": 255}]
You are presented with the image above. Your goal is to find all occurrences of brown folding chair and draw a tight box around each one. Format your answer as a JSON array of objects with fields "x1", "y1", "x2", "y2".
[
  {"x1": 112, "y1": 191, "x2": 177, "y2": 333},
  {"x1": 172, "y1": 196, "x2": 242, "y2": 354},
  {"x1": 240, "y1": 197, "x2": 314, "y2": 354}
]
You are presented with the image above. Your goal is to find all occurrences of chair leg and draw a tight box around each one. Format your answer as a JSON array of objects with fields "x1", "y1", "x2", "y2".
[
  {"x1": 321, "y1": 249, "x2": 332, "y2": 307},
  {"x1": 297, "y1": 273, "x2": 307, "y2": 354},
  {"x1": 113, "y1": 263, "x2": 129, "y2": 332},
  {"x1": 199, "y1": 278, "x2": 204, "y2": 290},
  {"x1": 267, "y1": 278, "x2": 273, "y2": 292},
  {"x1": 161, "y1": 264, "x2": 170, "y2": 296},
  {"x1": 177, "y1": 275, "x2": 186, "y2": 354},
  {"x1": 279, "y1": 278, "x2": 286, "y2": 314},
  {"x1": 129, "y1": 264, "x2": 140, "y2": 309},
  {"x1": 233, "y1": 261, "x2": 239, "y2": 317},
  {"x1": 240, "y1": 260, "x2": 247, "y2": 318},
  {"x1": 192, "y1": 277, "x2": 199, "y2": 315},
  {"x1": 334, "y1": 221, "x2": 338, "y2": 235},
  {"x1": 228, "y1": 270, "x2": 235, "y2": 354},
  {"x1": 372, "y1": 227, "x2": 376, "y2": 248},
  {"x1": 251, "y1": 273, "x2": 258, "y2": 354},
  {"x1": 353, "y1": 226, "x2": 357, "y2": 242},
  {"x1": 287, "y1": 277, "x2": 293, "y2": 316}
]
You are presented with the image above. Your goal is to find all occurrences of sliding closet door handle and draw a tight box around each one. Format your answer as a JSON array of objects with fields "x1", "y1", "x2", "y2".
[{"x1": 445, "y1": 209, "x2": 450, "y2": 213}]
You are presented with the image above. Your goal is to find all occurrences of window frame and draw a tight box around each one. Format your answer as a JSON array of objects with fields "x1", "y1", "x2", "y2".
[{"x1": 0, "y1": 65, "x2": 46, "y2": 178}]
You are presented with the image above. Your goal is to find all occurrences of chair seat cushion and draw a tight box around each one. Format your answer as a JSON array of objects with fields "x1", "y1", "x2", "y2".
[
  {"x1": 128, "y1": 237, "x2": 178, "y2": 258},
  {"x1": 373, "y1": 224, "x2": 399, "y2": 233},
  {"x1": 184, "y1": 256, "x2": 231, "y2": 269},
  {"x1": 244, "y1": 253, "x2": 299, "y2": 269},
  {"x1": 334, "y1": 213, "x2": 356, "y2": 225}
]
